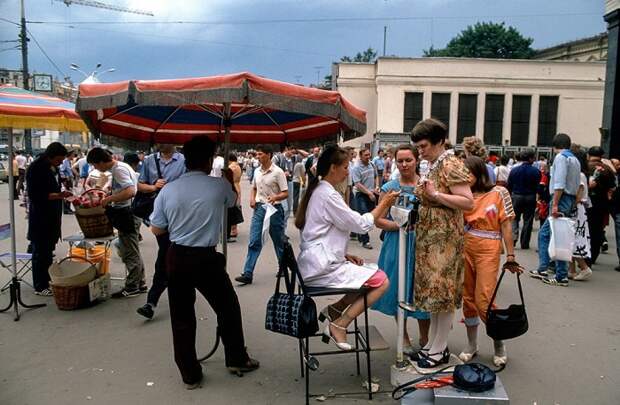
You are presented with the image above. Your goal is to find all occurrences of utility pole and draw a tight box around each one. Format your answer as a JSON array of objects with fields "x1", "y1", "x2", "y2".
[
  {"x1": 20, "y1": 0, "x2": 32, "y2": 153},
  {"x1": 383, "y1": 26, "x2": 387, "y2": 56}
]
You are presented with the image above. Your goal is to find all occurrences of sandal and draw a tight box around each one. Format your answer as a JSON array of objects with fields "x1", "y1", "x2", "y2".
[
  {"x1": 318, "y1": 304, "x2": 344, "y2": 323},
  {"x1": 417, "y1": 348, "x2": 450, "y2": 369}
]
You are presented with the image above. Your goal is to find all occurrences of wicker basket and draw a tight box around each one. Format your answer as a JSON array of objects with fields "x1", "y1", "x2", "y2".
[
  {"x1": 75, "y1": 205, "x2": 113, "y2": 238},
  {"x1": 51, "y1": 283, "x2": 91, "y2": 310}
]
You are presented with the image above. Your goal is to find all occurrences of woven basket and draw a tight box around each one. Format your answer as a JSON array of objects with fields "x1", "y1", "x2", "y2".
[
  {"x1": 75, "y1": 206, "x2": 113, "y2": 238},
  {"x1": 51, "y1": 283, "x2": 91, "y2": 310}
]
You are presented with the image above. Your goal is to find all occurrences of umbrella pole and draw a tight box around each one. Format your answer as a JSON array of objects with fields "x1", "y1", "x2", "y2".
[
  {"x1": 0, "y1": 128, "x2": 45, "y2": 321},
  {"x1": 221, "y1": 103, "x2": 231, "y2": 265}
]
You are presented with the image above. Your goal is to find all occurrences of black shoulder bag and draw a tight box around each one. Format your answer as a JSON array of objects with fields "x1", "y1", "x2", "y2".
[
  {"x1": 265, "y1": 253, "x2": 319, "y2": 338},
  {"x1": 486, "y1": 270, "x2": 529, "y2": 341},
  {"x1": 132, "y1": 157, "x2": 162, "y2": 220}
]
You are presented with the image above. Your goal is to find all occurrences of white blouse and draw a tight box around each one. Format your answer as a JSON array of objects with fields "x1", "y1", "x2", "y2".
[{"x1": 297, "y1": 181, "x2": 377, "y2": 289}]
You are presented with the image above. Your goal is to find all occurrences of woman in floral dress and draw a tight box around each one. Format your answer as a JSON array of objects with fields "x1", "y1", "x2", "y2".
[{"x1": 410, "y1": 118, "x2": 474, "y2": 369}]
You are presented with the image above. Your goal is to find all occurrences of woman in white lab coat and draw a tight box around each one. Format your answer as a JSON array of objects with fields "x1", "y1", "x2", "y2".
[{"x1": 295, "y1": 145, "x2": 399, "y2": 350}]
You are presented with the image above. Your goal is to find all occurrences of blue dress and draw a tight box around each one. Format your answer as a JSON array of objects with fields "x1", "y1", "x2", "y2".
[{"x1": 371, "y1": 180, "x2": 430, "y2": 320}]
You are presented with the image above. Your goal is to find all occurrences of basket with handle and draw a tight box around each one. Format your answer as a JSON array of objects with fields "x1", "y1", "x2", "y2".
[
  {"x1": 74, "y1": 189, "x2": 114, "y2": 238},
  {"x1": 50, "y1": 256, "x2": 97, "y2": 310}
]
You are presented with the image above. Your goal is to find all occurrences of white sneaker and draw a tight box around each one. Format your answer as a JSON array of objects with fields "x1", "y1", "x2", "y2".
[{"x1": 573, "y1": 267, "x2": 593, "y2": 281}]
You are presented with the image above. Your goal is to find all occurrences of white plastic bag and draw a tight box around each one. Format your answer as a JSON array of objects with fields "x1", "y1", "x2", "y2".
[
  {"x1": 548, "y1": 217, "x2": 576, "y2": 262},
  {"x1": 261, "y1": 203, "x2": 277, "y2": 244}
]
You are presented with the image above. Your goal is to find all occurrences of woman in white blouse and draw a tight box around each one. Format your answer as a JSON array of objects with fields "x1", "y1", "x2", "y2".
[{"x1": 295, "y1": 145, "x2": 399, "y2": 350}]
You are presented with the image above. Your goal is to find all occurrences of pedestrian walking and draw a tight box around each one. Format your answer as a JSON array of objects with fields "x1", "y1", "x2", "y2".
[
  {"x1": 272, "y1": 145, "x2": 295, "y2": 220},
  {"x1": 586, "y1": 146, "x2": 615, "y2": 265},
  {"x1": 26, "y1": 142, "x2": 72, "y2": 296},
  {"x1": 568, "y1": 148, "x2": 593, "y2": 281},
  {"x1": 529, "y1": 133, "x2": 581, "y2": 286},
  {"x1": 351, "y1": 147, "x2": 379, "y2": 249},
  {"x1": 150, "y1": 136, "x2": 259, "y2": 389},
  {"x1": 135, "y1": 144, "x2": 186, "y2": 319},
  {"x1": 372, "y1": 149, "x2": 385, "y2": 185},
  {"x1": 506, "y1": 149, "x2": 540, "y2": 249},
  {"x1": 235, "y1": 144, "x2": 288, "y2": 285},
  {"x1": 494, "y1": 155, "x2": 511, "y2": 187},
  {"x1": 15, "y1": 150, "x2": 27, "y2": 196},
  {"x1": 87, "y1": 147, "x2": 146, "y2": 297},
  {"x1": 292, "y1": 158, "x2": 306, "y2": 213},
  {"x1": 226, "y1": 153, "x2": 244, "y2": 242}
]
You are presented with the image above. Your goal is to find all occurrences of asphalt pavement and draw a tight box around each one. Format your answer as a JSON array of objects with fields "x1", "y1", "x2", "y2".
[{"x1": 0, "y1": 180, "x2": 619, "y2": 405}]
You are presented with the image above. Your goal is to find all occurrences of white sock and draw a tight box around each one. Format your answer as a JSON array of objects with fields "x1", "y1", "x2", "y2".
[
  {"x1": 429, "y1": 312, "x2": 454, "y2": 359},
  {"x1": 464, "y1": 325, "x2": 478, "y2": 353},
  {"x1": 494, "y1": 340, "x2": 506, "y2": 357}
]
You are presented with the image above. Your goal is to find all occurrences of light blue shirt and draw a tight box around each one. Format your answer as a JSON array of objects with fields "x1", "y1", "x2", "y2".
[
  {"x1": 150, "y1": 171, "x2": 236, "y2": 247},
  {"x1": 550, "y1": 150, "x2": 581, "y2": 196},
  {"x1": 139, "y1": 152, "x2": 186, "y2": 185},
  {"x1": 60, "y1": 158, "x2": 73, "y2": 179},
  {"x1": 351, "y1": 161, "x2": 376, "y2": 192},
  {"x1": 372, "y1": 156, "x2": 385, "y2": 171}
]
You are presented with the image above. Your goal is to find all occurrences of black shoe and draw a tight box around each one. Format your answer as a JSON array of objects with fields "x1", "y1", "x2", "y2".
[
  {"x1": 235, "y1": 274, "x2": 253, "y2": 285},
  {"x1": 137, "y1": 304, "x2": 154, "y2": 320},
  {"x1": 138, "y1": 284, "x2": 148, "y2": 293},
  {"x1": 602, "y1": 241, "x2": 609, "y2": 252},
  {"x1": 227, "y1": 357, "x2": 260, "y2": 376},
  {"x1": 542, "y1": 277, "x2": 569, "y2": 287},
  {"x1": 417, "y1": 348, "x2": 450, "y2": 369},
  {"x1": 528, "y1": 270, "x2": 547, "y2": 280},
  {"x1": 615, "y1": 265, "x2": 620, "y2": 272},
  {"x1": 112, "y1": 288, "x2": 141, "y2": 298},
  {"x1": 184, "y1": 372, "x2": 203, "y2": 390},
  {"x1": 407, "y1": 348, "x2": 429, "y2": 362}
]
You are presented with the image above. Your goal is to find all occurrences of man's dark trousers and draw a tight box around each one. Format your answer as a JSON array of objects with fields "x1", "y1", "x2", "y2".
[
  {"x1": 354, "y1": 192, "x2": 375, "y2": 244},
  {"x1": 31, "y1": 239, "x2": 55, "y2": 291},
  {"x1": 146, "y1": 232, "x2": 170, "y2": 306},
  {"x1": 587, "y1": 203, "x2": 607, "y2": 264},
  {"x1": 166, "y1": 244, "x2": 249, "y2": 384},
  {"x1": 511, "y1": 193, "x2": 537, "y2": 249}
]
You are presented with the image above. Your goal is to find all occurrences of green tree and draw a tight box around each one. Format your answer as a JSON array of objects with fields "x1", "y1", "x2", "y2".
[
  {"x1": 341, "y1": 47, "x2": 378, "y2": 63},
  {"x1": 424, "y1": 22, "x2": 534, "y2": 59}
]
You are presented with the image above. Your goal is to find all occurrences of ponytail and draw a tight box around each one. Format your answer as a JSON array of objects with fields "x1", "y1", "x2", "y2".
[{"x1": 294, "y1": 144, "x2": 349, "y2": 230}]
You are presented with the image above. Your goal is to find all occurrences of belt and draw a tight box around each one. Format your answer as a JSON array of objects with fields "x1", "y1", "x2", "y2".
[
  {"x1": 170, "y1": 243, "x2": 216, "y2": 253},
  {"x1": 464, "y1": 224, "x2": 501, "y2": 240}
]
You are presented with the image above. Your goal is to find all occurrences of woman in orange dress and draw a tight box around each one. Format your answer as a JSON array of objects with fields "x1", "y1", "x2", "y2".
[{"x1": 460, "y1": 156, "x2": 523, "y2": 367}]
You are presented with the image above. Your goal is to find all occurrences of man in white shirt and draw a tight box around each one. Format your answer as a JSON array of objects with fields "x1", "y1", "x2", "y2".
[
  {"x1": 210, "y1": 153, "x2": 225, "y2": 177},
  {"x1": 235, "y1": 144, "x2": 288, "y2": 285},
  {"x1": 87, "y1": 147, "x2": 146, "y2": 297},
  {"x1": 15, "y1": 150, "x2": 27, "y2": 196}
]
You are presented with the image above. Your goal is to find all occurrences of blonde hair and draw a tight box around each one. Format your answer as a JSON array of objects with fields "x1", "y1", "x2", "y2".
[{"x1": 462, "y1": 136, "x2": 487, "y2": 159}]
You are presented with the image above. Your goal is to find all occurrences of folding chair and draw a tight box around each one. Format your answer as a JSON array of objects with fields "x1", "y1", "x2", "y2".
[
  {"x1": 0, "y1": 252, "x2": 33, "y2": 292},
  {"x1": 278, "y1": 242, "x2": 376, "y2": 405}
]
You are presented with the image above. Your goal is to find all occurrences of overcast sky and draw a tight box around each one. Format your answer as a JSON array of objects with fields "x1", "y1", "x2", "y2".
[{"x1": 0, "y1": 0, "x2": 607, "y2": 86}]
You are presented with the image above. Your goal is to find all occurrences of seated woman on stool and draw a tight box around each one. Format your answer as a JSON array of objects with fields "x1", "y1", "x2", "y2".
[{"x1": 295, "y1": 145, "x2": 399, "y2": 350}]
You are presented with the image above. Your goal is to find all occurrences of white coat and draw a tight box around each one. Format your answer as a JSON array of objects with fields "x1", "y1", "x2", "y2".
[{"x1": 297, "y1": 181, "x2": 377, "y2": 289}]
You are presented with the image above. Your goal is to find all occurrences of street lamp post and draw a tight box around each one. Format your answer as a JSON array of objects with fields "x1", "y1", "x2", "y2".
[{"x1": 70, "y1": 63, "x2": 115, "y2": 84}]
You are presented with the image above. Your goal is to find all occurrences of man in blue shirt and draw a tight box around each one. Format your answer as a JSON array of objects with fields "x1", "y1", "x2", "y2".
[
  {"x1": 530, "y1": 133, "x2": 581, "y2": 286},
  {"x1": 150, "y1": 136, "x2": 259, "y2": 389},
  {"x1": 60, "y1": 150, "x2": 76, "y2": 214},
  {"x1": 136, "y1": 144, "x2": 186, "y2": 320},
  {"x1": 352, "y1": 147, "x2": 378, "y2": 249},
  {"x1": 506, "y1": 149, "x2": 541, "y2": 249},
  {"x1": 372, "y1": 149, "x2": 385, "y2": 185}
]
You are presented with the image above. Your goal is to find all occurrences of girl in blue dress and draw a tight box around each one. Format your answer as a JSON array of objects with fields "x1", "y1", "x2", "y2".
[{"x1": 372, "y1": 144, "x2": 430, "y2": 354}]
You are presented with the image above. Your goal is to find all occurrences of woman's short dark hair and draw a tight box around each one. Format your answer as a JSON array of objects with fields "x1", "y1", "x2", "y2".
[
  {"x1": 394, "y1": 144, "x2": 419, "y2": 159},
  {"x1": 183, "y1": 136, "x2": 215, "y2": 171},
  {"x1": 87, "y1": 147, "x2": 113, "y2": 164},
  {"x1": 44, "y1": 142, "x2": 68, "y2": 159},
  {"x1": 587, "y1": 146, "x2": 605, "y2": 157},
  {"x1": 552, "y1": 133, "x2": 571, "y2": 150},
  {"x1": 464, "y1": 156, "x2": 493, "y2": 193},
  {"x1": 411, "y1": 118, "x2": 448, "y2": 145}
]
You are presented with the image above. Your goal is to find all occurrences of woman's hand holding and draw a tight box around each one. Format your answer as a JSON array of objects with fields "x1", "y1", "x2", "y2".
[
  {"x1": 381, "y1": 190, "x2": 399, "y2": 207},
  {"x1": 421, "y1": 179, "x2": 438, "y2": 201},
  {"x1": 345, "y1": 254, "x2": 364, "y2": 266}
]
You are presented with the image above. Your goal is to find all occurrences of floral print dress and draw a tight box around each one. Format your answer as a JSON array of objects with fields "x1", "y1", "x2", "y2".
[{"x1": 414, "y1": 154, "x2": 471, "y2": 313}]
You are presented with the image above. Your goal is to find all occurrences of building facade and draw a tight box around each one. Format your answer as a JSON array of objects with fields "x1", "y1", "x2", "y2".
[
  {"x1": 335, "y1": 57, "x2": 606, "y2": 148},
  {"x1": 534, "y1": 33, "x2": 608, "y2": 62}
]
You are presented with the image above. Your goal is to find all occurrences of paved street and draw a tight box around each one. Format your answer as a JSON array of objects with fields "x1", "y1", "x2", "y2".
[{"x1": 0, "y1": 180, "x2": 619, "y2": 405}]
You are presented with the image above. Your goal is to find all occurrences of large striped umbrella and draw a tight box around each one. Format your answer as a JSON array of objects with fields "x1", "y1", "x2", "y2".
[
  {"x1": 75, "y1": 72, "x2": 366, "y2": 146},
  {"x1": 0, "y1": 85, "x2": 87, "y2": 320}
]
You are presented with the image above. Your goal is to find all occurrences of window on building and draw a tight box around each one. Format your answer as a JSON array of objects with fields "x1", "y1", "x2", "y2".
[
  {"x1": 431, "y1": 93, "x2": 451, "y2": 130},
  {"x1": 511, "y1": 95, "x2": 531, "y2": 146},
  {"x1": 484, "y1": 94, "x2": 504, "y2": 146},
  {"x1": 457, "y1": 94, "x2": 477, "y2": 143},
  {"x1": 537, "y1": 96, "x2": 559, "y2": 147},
  {"x1": 403, "y1": 92, "x2": 424, "y2": 132}
]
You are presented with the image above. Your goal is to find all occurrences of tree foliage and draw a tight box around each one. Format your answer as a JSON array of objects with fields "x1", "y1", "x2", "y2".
[
  {"x1": 424, "y1": 22, "x2": 534, "y2": 59},
  {"x1": 341, "y1": 47, "x2": 378, "y2": 63}
]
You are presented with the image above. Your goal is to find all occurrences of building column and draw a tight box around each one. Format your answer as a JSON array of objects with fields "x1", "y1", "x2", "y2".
[
  {"x1": 529, "y1": 94, "x2": 540, "y2": 147},
  {"x1": 449, "y1": 92, "x2": 458, "y2": 144},
  {"x1": 503, "y1": 93, "x2": 513, "y2": 145},
  {"x1": 602, "y1": 8, "x2": 620, "y2": 157},
  {"x1": 476, "y1": 92, "x2": 485, "y2": 139},
  {"x1": 423, "y1": 90, "x2": 432, "y2": 120}
]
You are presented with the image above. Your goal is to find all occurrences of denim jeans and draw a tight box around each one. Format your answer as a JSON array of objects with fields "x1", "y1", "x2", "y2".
[
  {"x1": 536, "y1": 194, "x2": 576, "y2": 281},
  {"x1": 242, "y1": 203, "x2": 286, "y2": 277},
  {"x1": 354, "y1": 193, "x2": 375, "y2": 244}
]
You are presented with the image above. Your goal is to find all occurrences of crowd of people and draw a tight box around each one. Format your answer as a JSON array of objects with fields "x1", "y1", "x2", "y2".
[{"x1": 11, "y1": 117, "x2": 620, "y2": 388}]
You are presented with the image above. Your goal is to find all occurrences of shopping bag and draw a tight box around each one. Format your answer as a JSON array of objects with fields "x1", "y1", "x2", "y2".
[
  {"x1": 261, "y1": 203, "x2": 277, "y2": 244},
  {"x1": 548, "y1": 217, "x2": 576, "y2": 262}
]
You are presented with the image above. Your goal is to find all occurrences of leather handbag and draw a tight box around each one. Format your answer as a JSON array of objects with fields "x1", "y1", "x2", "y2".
[
  {"x1": 486, "y1": 270, "x2": 529, "y2": 341},
  {"x1": 132, "y1": 157, "x2": 162, "y2": 220},
  {"x1": 452, "y1": 363, "x2": 496, "y2": 392},
  {"x1": 265, "y1": 249, "x2": 318, "y2": 339}
]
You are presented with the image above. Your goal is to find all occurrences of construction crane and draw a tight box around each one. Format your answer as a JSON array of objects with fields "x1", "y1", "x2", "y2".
[{"x1": 54, "y1": 0, "x2": 154, "y2": 16}]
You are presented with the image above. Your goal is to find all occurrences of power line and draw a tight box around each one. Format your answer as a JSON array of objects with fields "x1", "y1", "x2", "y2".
[
  {"x1": 26, "y1": 28, "x2": 67, "y2": 78},
  {"x1": 27, "y1": 11, "x2": 601, "y2": 26},
  {"x1": 0, "y1": 17, "x2": 21, "y2": 26}
]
